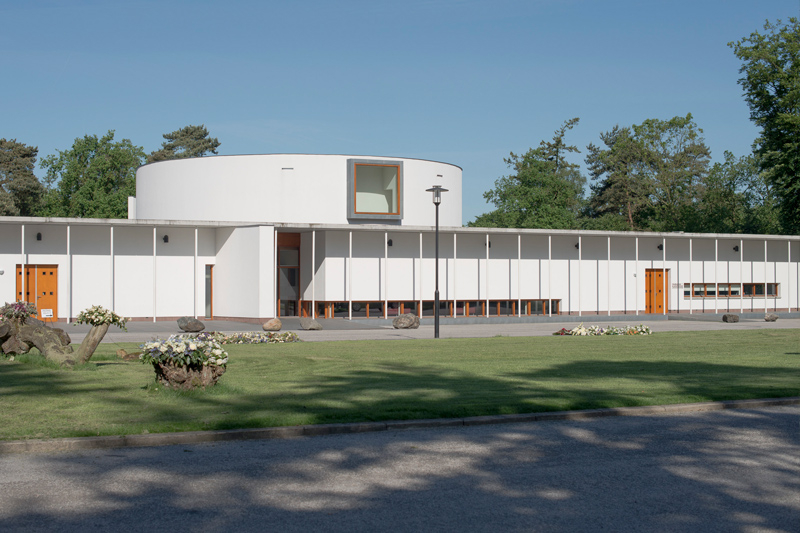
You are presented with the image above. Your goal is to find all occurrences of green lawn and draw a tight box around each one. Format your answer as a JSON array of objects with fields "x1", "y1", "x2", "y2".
[{"x1": 1, "y1": 329, "x2": 798, "y2": 440}]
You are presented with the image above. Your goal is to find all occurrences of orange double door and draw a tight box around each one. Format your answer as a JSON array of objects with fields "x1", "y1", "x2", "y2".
[
  {"x1": 645, "y1": 269, "x2": 667, "y2": 314},
  {"x1": 16, "y1": 264, "x2": 58, "y2": 321}
]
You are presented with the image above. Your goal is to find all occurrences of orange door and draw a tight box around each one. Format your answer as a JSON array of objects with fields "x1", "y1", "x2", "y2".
[
  {"x1": 16, "y1": 265, "x2": 58, "y2": 321},
  {"x1": 645, "y1": 269, "x2": 667, "y2": 314}
]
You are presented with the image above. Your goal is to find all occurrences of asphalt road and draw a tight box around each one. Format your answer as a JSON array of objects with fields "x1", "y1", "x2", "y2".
[{"x1": 1, "y1": 405, "x2": 798, "y2": 532}]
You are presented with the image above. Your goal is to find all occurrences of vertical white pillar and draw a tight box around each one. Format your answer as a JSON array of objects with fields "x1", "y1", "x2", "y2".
[
  {"x1": 577, "y1": 235, "x2": 582, "y2": 317},
  {"x1": 714, "y1": 239, "x2": 718, "y2": 314},
  {"x1": 152, "y1": 227, "x2": 157, "y2": 322},
  {"x1": 193, "y1": 228, "x2": 198, "y2": 319},
  {"x1": 453, "y1": 233, "x2": 459, "y2": 316},
  {"x1": 548, "y1": 235, "x2": 552, "y2": 317},
  {"x1": 764, "y1": 239, "x2": 768, "y2": 314},
  {"x1": 635, "y1": 237, "x2": 639, "y2": 316},
  {"x1": 312, "y1": 230, "x2": 316, "y2": 318},
  {"x1": 20, "y1": 225, "x2": 25, "y2": 304},
  {"x1": 110, "y1": 226, "x2": 115, "y2": 312},
  {"x1": 689, "y1": 238, "x2": 693, "y2": 315},
  {"x1": 485, "y1": 233, "x2": 490, "y2": 316},
  {"x1": 607, "y1": 237, "x2": 611, "y2": 316},
  {"x1": 348, "y1": 231, "x2": 352, "y2": 320},
  {"x1": 67, "y1": 225, "x2": 72, "y2": 323},
  {"x1": 740, "y1": 239, "x2": 744, "y2": 314},
  {"x1": 517, "y1": 234, "x2": 522, "y2": 317},
  {"x1": 419, "y1": 232, "x2": 423, "y2": 313},
  {"x1": 662, "y1": 237, "x2": 666, "y2": 316},
  {"x1": 383, "y1": 232, "x2": 388, "y2": 319}
]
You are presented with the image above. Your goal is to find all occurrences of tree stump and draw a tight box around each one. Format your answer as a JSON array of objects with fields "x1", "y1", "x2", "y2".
[{"x1": 152, "y1": 362, "x2": 226, "y2": 390}]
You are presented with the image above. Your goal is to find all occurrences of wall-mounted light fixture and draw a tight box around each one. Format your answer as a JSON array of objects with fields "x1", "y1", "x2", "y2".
[
  {"x1": 163, "y1": 235, "x2": 169, "y2": 243},
  {"x1": 36, "y1": 233, "x2": 42, "y2": 241},
  {"x1": 484, "y1": 241, "x2": 491, "y2": 248},
  {"x1": 387, "y1": 239, "x2": 393, "y2": 247},
  {"x1": 0, "y1": 270, "x2": 4, "y2": 275},
  {"x1": 657, "y1": 243, "x2": 664, "y2": 251},
  {"x1": 574, "y1": 243, "x2": 579, "y2": 250},
  {"x1": 733, "y1": 245, "x2": 739, "y2": 252}
]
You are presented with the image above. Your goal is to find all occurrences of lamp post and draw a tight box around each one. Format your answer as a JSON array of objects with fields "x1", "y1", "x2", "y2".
[{"x1": 426, "y1": 185, "x2": 448, "y2": 338}]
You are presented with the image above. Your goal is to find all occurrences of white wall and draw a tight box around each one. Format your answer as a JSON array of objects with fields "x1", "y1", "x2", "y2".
[{"x1": 135, "y1": 154, "x2": 463, "y2": 227}]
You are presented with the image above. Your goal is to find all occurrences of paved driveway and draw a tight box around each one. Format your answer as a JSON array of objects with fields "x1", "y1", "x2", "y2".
[{"x1": 1, "y1": 406, "x2": 798, "y2": 532}]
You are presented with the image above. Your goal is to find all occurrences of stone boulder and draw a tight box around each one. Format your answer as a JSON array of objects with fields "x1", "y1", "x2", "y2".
[
  {"x1": 299, "y1": 317, "x2": 322, "y2": 330},
  {"x1": 765, "y1": 313, "x2": 779, "y2": 322},
  {"x1": 178, "y1": 317, "x2": 205, "y2": 332},
  {"x1": 722, "y1": 314, "x2": 739, "y2": 323},
  {"x1": 393, "y1": 313, "x2": 420, "y2": 329},
  {"x1": 262, "y1": 318, "x2": 282, "y2": 331}
]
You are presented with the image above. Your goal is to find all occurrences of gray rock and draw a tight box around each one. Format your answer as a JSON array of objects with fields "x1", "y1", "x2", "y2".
[
  {"x1": 177, "y1": 317, "x2": 205, "y2": 332},
  {"x1": 393, "y1": 313, "x2": 420, "y2": 329},
  {"x1": 262, "y1": 318, "x2": 282, "y2": 331},
  {"x1": 722, "y1": 314, "x2": 739, "y2": 323},
  {"x1": 764, "y1": 313, "x2": 779, "y2": 322},
  {"x1": 299, "y1": 317, "x2": 322, "y2": 330}
]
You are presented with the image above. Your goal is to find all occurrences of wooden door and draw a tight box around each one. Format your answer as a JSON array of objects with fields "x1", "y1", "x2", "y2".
[
  {"x1": 645, "y1": 269, "x2": 667, "y2": 314},
  {"x1": 16, "y1": 264, "x2": 58, "y2": 321}
]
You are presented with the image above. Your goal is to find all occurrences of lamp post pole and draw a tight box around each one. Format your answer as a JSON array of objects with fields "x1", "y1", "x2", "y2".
[{"x1": 426, "y1": 185, "x2": 448, "y2": 339}]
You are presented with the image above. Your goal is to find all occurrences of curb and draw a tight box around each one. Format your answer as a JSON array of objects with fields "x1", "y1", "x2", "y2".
[{"x1": 2, "y1": 396, "x2": 798, "y2": 455}]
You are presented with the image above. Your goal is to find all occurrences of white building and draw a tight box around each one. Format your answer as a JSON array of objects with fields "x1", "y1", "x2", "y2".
[{"x1": 1, "y1": 154, "x2": 798, "y2": 323}]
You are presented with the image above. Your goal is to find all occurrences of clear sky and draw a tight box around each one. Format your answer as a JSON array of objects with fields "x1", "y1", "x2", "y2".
[{"x1": 2, "y1": 0, "x2": 799, "y2": 225}]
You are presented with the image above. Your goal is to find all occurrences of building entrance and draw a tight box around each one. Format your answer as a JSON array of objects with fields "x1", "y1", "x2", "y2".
[
  {"x1": 645, "y1": 268, "x2": 668, "y2": 314},
  {"x1": 277, "y1": 233, "x2": 301, "y2": 317},
  {"x1": 16, "y1": 264, "x2": 58, "y2": 321}
]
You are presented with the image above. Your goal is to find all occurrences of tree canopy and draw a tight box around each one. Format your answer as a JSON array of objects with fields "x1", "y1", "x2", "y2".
[
  {"x1": 730, "y1": 18, "x2": 800, "y2": 233},
  {"x1": 0, "y1": 138, "x2": 44, "y2": 216},
  {"x1": 40, "y1": 131, "x2": 145, "y2": 219},
  {"x1": 147, "y1": 124, "x2": 221, "y2": 163},
  {"x1": 470, "y1": 118, "x2": 586, "y2": 229}
]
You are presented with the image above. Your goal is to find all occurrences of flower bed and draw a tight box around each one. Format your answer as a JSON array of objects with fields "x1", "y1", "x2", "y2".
[
  {"x1": 140, "y1": 335, "x2": 229, "y2": 390},
  {"x1": 553, "y1": 324, "x2": 652, "y2": 336},
  {"x1": 0, "y1": 301, "x2": 37, "y2": 323},
  {"x1": 177, "y1": 331, "x2": 300, "y2": 345},
  {"x1": 74, "y1": 305, "x2": 128, "y2": 330}
]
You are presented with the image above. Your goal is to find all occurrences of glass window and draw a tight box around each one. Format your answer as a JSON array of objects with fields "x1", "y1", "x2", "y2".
[
  {"x1": 754, "y1": 283, "x2": 765, "y2": 296},
  {"x1": 355, "y1": 164, "x2": 399, "y2": 214},
  {"x1": 706, "y1": 284, "x2": 716, "y2": 297},
  {"x1": 693, "y1": 284, "x2": 705, "y2": 297},
  {"x1": 279, "y1": 249, "x2": 299, "y2": 266},
  {"x1": 683, "y1": 283, "x2": 691, "y2": 297},
  {"x1": 767, "y1": 283, "x2": 778, "y2": 296},
  {"x1": 729, "y1": 284, "x2": 741, "y2": 297}
]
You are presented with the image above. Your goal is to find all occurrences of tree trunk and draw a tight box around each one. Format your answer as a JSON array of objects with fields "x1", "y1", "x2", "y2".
[
  {"x1": 76, "y1": 323, "x2": 110, "y2": 364},
  {"x1": 15, "y1": 323, "x2": 76, "y2": 366}
]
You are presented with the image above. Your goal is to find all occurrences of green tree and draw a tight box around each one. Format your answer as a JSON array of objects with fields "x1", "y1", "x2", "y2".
[
  {"x1": 147, "y1": 124, "x2": 221, "y2": 163},
  {"x1": 730, "y1": 18, "x2": 800, "y2": 233},
  {"x1": 40, "y1": 131, "x2": 145, "y2": 218},
  {"x1": 584, "y1": 126, "x2": 649, "y2": 230},
  {"x1": 632, "y1": 114, "x2": 711, "y2": 231},
  {"x1": 0, "y1": 138, "x2": 44, "y2": 216},
  {"x1": 471, "y1": 118, "x2": 586, "y2": 229}
]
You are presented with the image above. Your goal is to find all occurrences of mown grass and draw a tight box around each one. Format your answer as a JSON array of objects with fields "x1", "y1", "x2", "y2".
[{"x1": 0, "y1": 329, "x2": 798, "y2": 440}]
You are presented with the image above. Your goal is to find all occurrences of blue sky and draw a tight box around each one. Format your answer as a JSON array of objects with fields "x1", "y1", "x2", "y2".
[{"x1": 2, "y1": 0, "x2": 799, "y2": 224}]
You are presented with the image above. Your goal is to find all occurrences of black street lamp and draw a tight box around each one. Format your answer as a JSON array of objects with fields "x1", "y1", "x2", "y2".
[{"x1": 426, "y1": 185, "x2": 448, "y2": 338}]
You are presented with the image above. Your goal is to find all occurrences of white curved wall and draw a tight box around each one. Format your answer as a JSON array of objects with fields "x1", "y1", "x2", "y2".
[{"x1": 135, "y1": 154, "x2": 462, "y2": 227}]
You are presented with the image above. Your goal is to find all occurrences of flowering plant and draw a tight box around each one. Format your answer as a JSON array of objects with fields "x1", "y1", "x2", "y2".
[
  {"x1": 74, "y1": 305, "x2": 129, "y2": 331},
  {"x1": 0, "y1": 301, "x2": 37, "y2": 322},
  {"x1": 177, "y1": 331, "x2": 300, "y2": 345},
  {"x1": 139, "y1": 335, "x2": 229, "y2": 367},
  {"x1": 553, "y1": 323, "x2": 652, "y2": 336}
]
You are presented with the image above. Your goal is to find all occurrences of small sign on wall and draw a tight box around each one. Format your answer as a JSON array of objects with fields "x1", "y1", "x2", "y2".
[
  {"x1": 40, "y1": 309, "x2": 53, "y2": 318},
  {"x1": 672, "y1": 283, "x2": 680, "y2": 288}
]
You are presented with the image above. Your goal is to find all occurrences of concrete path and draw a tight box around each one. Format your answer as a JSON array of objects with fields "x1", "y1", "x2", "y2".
[
  {"x1": 1, "y1": 405, "x2": 797, "y2": 532},
  {"x1": 65, "y1": 316, "x2": 800, "y2": 345}
]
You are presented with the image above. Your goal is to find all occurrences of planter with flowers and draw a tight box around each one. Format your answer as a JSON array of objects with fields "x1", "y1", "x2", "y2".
[
  {"x1": 140, "y1": 336, "x2": 228, "y2": 390},
  {"x1": 73, "y1": 305, "x2": 129, "y2": 364}
]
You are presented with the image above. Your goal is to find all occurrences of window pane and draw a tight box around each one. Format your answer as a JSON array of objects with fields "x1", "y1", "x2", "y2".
[
  {"x1": 706, "y1": 284, "x2": 716, "y2": 297},
  {"x1": 767, "y1": 283, "x2": 778, "y2": 296},
  {"x1": 718, "y1": 284, "x2": 729, "y2": 296},
  {"x1": 693, "y1": 284, "x2": 704, "y2": 297},
  {"x1": 729, "y1": 284, "x2": 741, "y2": 296},
  {"x1": 355, "y1": 165, "x2": 399, "y2": 214},
  {"x1": 683, "y1": 283, "x2": 691, "y2": 297},
  {"x1": 279, "y1": 249, "x2": 299, "y2": 266},
  {"x1": 754, "y1": 283, "x2": 765, "y2": 296}
]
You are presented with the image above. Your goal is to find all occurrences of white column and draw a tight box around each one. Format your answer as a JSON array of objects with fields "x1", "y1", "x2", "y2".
[
  {"x1": 67, "y1": 225, "x2": 72, "y2": 323},
  {"x1": 739, "y1": 239, "x2": 744, "y2": 314},
  {"x1": 485, "y1": 233, "x2": 490, "y2": 316},
  {"x1": 193, "y1": 228, "x2": 198, "y2": 319},
  {"x1": 689, "y1": 238, "x2": 693, "y2": 315},
  {"x1": 20, "y1": 225, "x2": 25, "y2": 303},
  {"x1": 517, "y1": 234, "x2": 522, "y2": 317},
  {"x1": 348, "y1": 231, "x2": 352, "y2": 320},
  {"x1": 152, "y1": 227, "x2": 157, "y2": 322},
  {"x1": 577, "y1": 235, "x2": 582, "y2": 317},
  {"x1": 110, "y1": 226, "x2": 115, "y2": 312},
  {"x1": 548, "y1": 235, "x2": 552, "y2": 317},
  {"x1": 635, "y1": 237, "x2": 639, "y2": 316},
  {"x1": 312, "y1": 230, "x2": 316, "y2": 318},
  {"x1": 764, "y1": 240, "x2": 768, "y2": 314},
  {"x1": 454, "y1": 233, "x2": 459, "y2": 316},
  {"x1": 419, "y1": 232, "x2": 423, "y2": 313},
  {"x1": 714, "y1": 239, "x2": 718, "y2": 314},
  {"x1": 383, "y1": 232, "x2": 388, "y2": 319},
  {"x1": 662, "y1": 237, "x2": 666, "y2": 316},
  {"x1": 607, "y1": 237, "x2": 611, "y2": 316}
]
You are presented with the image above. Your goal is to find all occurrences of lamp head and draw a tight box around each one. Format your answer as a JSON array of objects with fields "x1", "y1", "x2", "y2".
[{"x1": 425, "y1": 185, "x2": 448, "y2": 206}]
